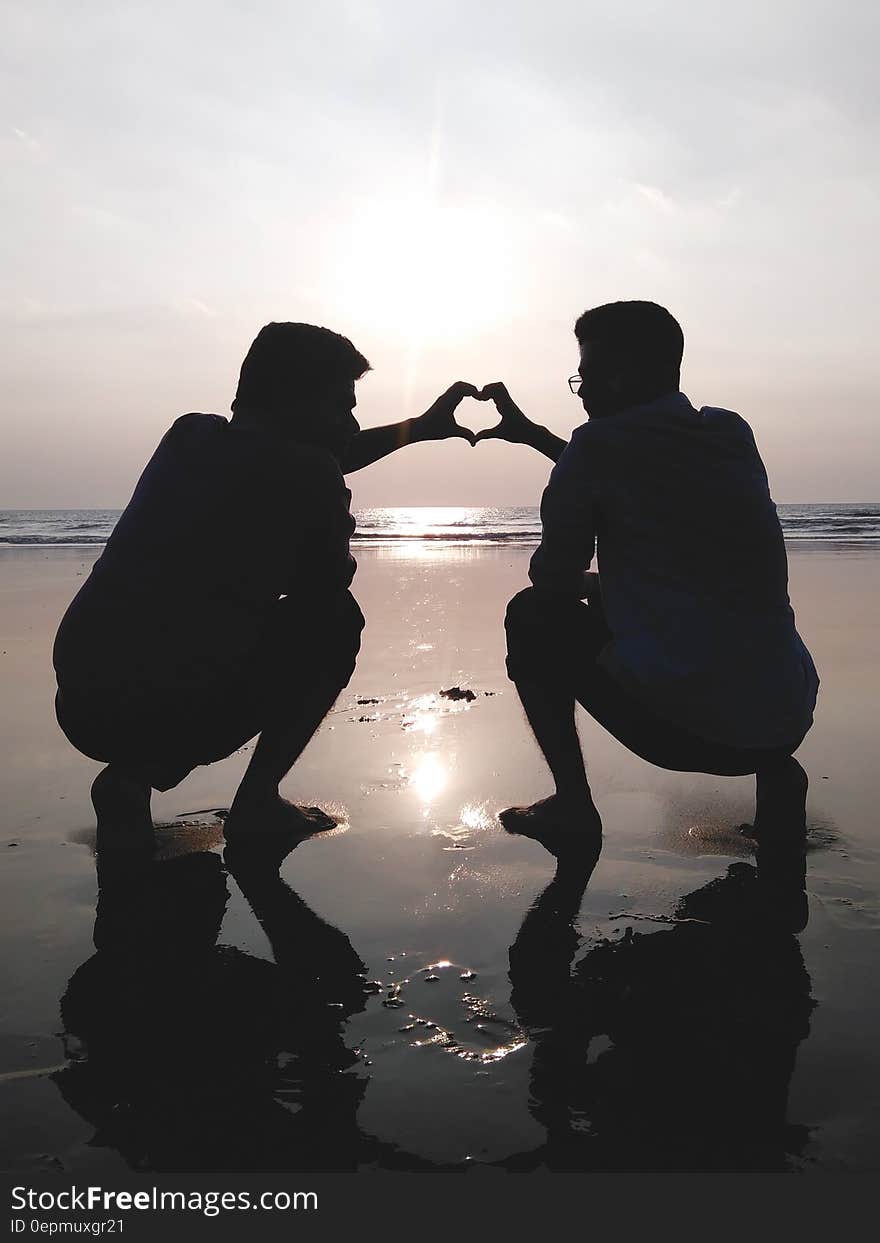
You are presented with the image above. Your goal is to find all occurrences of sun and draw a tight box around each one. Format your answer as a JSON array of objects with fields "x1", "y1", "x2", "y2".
[{"x1": 330, "y1": 195, "x2": 514, "y2": 346}]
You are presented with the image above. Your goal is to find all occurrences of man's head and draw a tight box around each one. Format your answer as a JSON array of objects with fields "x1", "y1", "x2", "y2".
[
  {"x1": 232, "y1": 322, "x2": 371, "y2": 456},
  {"x1": 573, "y1": 301, "x2": 684, "y2": 418}
]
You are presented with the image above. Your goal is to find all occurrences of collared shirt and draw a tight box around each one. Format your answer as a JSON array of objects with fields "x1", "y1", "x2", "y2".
[
  {"x1": 529, "y1": 392, "x2": 819, "y2": 748},
  {"x1": 54, "y1": 413, "x2": 356, "y2": 689}
]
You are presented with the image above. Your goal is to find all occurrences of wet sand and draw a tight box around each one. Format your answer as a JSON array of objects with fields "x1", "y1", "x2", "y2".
[{"x1": 1, "y1": 543, "x2": 879, "y2": 1173}]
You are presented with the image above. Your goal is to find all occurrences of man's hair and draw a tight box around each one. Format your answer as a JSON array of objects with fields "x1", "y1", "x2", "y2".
[
  {"x1": 574, "y1": 301, "x2": 684, "y2": 380},
  {"x1": 233, "y1": 322, "x2": 371, "y2": 413}
]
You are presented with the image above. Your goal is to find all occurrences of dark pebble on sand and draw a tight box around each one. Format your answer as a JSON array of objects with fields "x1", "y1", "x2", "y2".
[
  {"x1": 459, "y1": 970, "x2": 476, "y2": 980},
  {"x1": 424, "y1": 973, "x2": 440, "y2": 982},
  {"x1": 439, "y1": 686, "x2": 477, "y2": 702}
]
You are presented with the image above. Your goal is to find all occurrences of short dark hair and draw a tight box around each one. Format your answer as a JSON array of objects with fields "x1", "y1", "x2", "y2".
[
  {"x1": 574, "y1": 301, "x2": 684, "y2": 377},
  {"x1": 233, "y1": 322, "x2": 371, "y2": 413}
]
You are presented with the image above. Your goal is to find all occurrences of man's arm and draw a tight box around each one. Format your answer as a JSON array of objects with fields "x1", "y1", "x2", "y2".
[
  {"x1": 474, "y1": 382, "x2": 567, "y2": 463},
  {"x1": 528, "y1": 431, "x2": 597, "y2": 599},
  {"x1": 286, "y1": 451, "x2": 357, "y2": 597},
  {"x1": 339, "y1": 382, "x2": 479, "y2": 473}
]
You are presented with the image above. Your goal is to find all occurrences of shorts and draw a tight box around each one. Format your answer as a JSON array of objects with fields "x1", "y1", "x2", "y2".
[
  {"x1": 55, "y1": 591, "x2": 364, "y2": 790},
  {"x1": 504, "y1": 587, "x2": 804, "y2": 777}
]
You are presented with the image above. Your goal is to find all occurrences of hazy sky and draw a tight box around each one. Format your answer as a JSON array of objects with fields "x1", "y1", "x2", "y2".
[{"x1": 3, "y1": 0, "x2": 879, "y2": 507}]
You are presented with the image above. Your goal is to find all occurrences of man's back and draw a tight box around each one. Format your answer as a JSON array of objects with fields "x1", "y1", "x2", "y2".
[
  {"x1": 530, "y1": 392, "x2": 818, "y2": 748},
  {"x1": 54, "y1": 413, "x2": 356, "y2": 691}
]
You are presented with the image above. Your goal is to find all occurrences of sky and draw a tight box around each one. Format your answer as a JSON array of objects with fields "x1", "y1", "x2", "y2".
[{"x1": 2, "y1": 0, "x2": 879, "y2": 508}]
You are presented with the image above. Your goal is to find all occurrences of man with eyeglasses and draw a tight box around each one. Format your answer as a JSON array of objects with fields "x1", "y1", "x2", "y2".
[{"x1": 477, "y1": 301, "x2": 818, "y2": 917}]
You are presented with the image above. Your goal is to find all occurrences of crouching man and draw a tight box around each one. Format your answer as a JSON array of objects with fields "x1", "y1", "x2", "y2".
[
  {"x1": 478, "y1": 301, "x2": 818, "y2": 919},
  {"x1": 54, "y1": 322, "x2": 477, "y2": 847}
]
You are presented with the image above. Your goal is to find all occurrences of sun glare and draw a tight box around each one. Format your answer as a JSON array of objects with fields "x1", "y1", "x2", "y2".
[
  {"x1": 410, "y1": 753, "x2": 447, "y2": 806},
  {"x1": 332, "y1": 198, "x2": 514, "y2": 344}
]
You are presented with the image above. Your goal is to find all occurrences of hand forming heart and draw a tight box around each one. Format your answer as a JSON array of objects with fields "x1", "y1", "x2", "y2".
[{"x1": 417, "y1": 381, "x2": 535, "y2": 447}]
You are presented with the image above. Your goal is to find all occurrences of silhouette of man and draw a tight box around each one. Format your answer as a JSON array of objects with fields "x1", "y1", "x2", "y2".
[
  {"x1": 504, "y1": 854, "x2": 815, "y2": 1171},
  {"x1": 477, "y1": 301, "x2": 819, "y2": 875},
  {"x1": 53, "y1": 322, "x2": 477, "y2": 844},
  {"x1": 55, "y1": 843, "x2": 460, "y2": 1171}
]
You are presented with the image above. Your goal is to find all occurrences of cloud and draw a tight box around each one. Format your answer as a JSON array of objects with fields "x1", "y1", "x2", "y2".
[
  {"x1": 1, "y1": 0, "x2": 877, "y2": 504},
  {"x1": 11, "y1": 125, "x2": 41, "y2": 152}
]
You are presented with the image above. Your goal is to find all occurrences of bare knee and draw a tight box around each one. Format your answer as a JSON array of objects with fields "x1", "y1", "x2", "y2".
[{"x1": 505, "y1": 587, "x2": 545, "y2": 634}]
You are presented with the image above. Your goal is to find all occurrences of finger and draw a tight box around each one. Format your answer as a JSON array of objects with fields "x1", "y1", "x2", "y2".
[
  {"x1": 477, "y1": 382, "x2": 507, "y2": 401},
  {"x1": 448, "y1": 418, "x2": 476, "y2": 444},
  {"x1": 447, "y1": 381, "x2": 480, "y2": 403},
  {"x1": 474, "y1": 425, "x2": 503, "y2": 442}
]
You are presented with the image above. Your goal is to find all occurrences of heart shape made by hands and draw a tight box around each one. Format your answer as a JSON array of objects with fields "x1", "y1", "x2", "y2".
[{"x1": 454, "y1": 393, "x2": 507, "y2": 439}]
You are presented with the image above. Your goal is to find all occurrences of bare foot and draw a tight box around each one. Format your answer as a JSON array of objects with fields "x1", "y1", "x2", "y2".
[
  {"x1": 224, "y1": 794, "x2": 339, "y2": 843},
  {"x1": 499, "y1": 794, "x2": 602, "y2": 858},
  {"x1": 91, "y1": 766, "x2": 153, "y2": 852}
]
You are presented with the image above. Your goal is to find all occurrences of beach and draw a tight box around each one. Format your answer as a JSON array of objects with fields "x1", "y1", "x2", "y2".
[{"x1": 1, "y1": 540, "x2": 879, "y2": 1174}]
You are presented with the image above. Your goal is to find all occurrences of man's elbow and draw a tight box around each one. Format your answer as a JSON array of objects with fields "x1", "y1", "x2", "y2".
[{"x1": 527, "y1": 570, "x2": 589, "y2": 600}]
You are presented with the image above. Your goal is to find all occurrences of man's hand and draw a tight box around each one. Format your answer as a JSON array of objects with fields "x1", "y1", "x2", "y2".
[
  {"x1": 475, "y1": 382, "x2": 539, "y2": 445},
  {"x1": 339, "y1": 382, "x2": 479, "y2": 472},
  {"x1": 414, "y1": 381, "x2": 480, "y2": 445},
  {"x1": 475, "y1": 382, "x2": 567, "y2": 463}
]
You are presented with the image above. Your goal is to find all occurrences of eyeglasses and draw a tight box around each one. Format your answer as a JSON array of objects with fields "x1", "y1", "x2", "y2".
[{"x1": 567, "y1": 375, "x2": 582, "y2": 395}]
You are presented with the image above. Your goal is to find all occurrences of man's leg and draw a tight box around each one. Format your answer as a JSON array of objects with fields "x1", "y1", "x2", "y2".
[
  {"x1": 54, "y1": 688, "x2": 155, "y2": 849},
  {"x1": 500, "y1": 589, "x2": 603, "y2": 852},
  {"x1": 507, "y1": 682, "x2": 597, "y2": 812},
  {"x1": 751, "y1": 755, "x2": 809, "y2": 929},
  {"x1": 91, "y1": 765, "x2": 154, "y2": 850},
  {"x1": 225, "y1": 678, "x2": 346, "y2": 837},
  {"x1": 225, "y1": 591, "x2": 364, "y2": 840}
]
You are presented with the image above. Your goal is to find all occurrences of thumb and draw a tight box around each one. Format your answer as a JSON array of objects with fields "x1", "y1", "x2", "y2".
[{"x1": 474, "y1": 425, "x2": 502, "y2": 443}]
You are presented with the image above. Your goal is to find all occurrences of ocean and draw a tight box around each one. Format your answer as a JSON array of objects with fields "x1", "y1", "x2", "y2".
[{"x1": 1, "y1": 503, "x2": 878, "y2": 547}]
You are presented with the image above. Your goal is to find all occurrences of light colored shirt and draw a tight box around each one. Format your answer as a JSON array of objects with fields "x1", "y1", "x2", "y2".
[{"x1": 529, "y1": 392, "x2": 819, "y2": 748}]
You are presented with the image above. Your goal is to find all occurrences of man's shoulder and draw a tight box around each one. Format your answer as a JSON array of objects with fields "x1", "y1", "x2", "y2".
[
  {"x1": 159, "y1": 417, "x2": 345, "y2": 494},
  {"x1": 697, "y1": 405, "x2": 755, "y2": 437},
  {"x1": 564, "y1": 419, "x2": 607, "y2": 455},
  {"x1": 559, "y1": 419, "x2": 614, "y2": 468},
  {"x1": 167, "y1": 412, "x2": 227, "y2": 435}
]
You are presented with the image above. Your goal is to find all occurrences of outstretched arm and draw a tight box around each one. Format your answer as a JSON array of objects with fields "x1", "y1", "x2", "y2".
[
  {"x1": 339, "y1": 381, "x2": 479, "y2": 473},
  {"x1": 475, "y1": 383, "x2": 567, "y2": 463}
]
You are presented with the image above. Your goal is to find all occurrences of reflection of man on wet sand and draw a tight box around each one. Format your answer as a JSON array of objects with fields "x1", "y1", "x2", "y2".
[
  {"x1": 479, "y1": 301, "x2": 819, "y2": 891},
  {"x1": 504, "y1": 856, "x2": 815, "y2": 1172},
  {"x1": 53, "y1": 322, "x2": 478, "y2": 845},
  {"x1": 55, "y1": 845, "x2": 457, "y2": 1172}
]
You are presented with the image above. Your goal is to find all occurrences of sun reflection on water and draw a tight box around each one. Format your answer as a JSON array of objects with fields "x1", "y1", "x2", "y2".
[
  {"x1": 403, "y1": 693, "x2": 440, "y2": 734},
  {"x1": 458, "y1": 803, "x2": 492, "y2": 832},
  {"x1": 409, "y1": 753, "x2": 447, "y2": 806}
]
